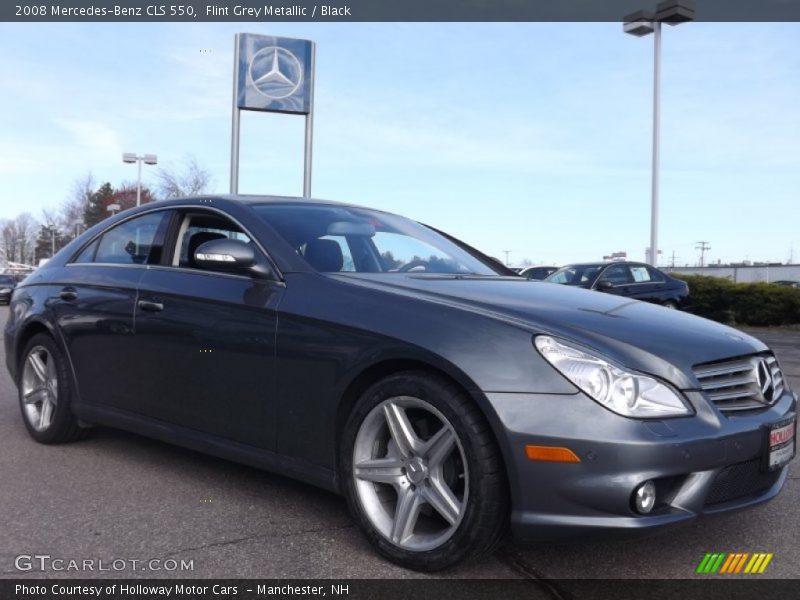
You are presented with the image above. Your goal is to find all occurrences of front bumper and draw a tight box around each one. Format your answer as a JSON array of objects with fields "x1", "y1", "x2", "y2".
[{"x1": 486, "y1": 387, "x2": 796, "y2": 542}]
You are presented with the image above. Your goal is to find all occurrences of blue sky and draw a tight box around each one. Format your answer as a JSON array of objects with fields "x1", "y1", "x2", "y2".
[{"x1": 0, "y1": 22, "x2": 798, "y2": 266}]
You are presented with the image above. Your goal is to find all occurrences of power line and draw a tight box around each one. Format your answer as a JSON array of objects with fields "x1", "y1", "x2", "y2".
[{"x1": 695, "y1": 241, "x2": 711, "y2": 267}]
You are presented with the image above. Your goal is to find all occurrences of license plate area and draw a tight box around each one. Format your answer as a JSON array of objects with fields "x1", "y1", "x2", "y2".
[{"x1": 763, "y1": 415, "x2": 796, "y2": 472}]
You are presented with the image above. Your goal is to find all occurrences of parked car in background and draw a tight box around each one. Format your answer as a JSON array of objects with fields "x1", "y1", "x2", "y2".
[
  {"x1": 545, "y1": 261, "x2": 689, "y2": 308},
  {"x1": 4, "y1": 197, "x2": 794, "y2": 570},
  {"x1": 0, "y1": 274, "x2": 18, "y2": 305},
  {"x1": 772, "y1": 280, "x2": 800, "y2": 289},
  {"x1": 519, "y1": 266, "x2": 558, "y2": 280}
]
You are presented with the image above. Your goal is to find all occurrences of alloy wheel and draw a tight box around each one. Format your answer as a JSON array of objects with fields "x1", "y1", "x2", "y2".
[
  {"x1": 21, "y1": 345, "x2": 58, "y2": 432},
  {"x1": 352, "y1": 396, "x2": 468, "y2": 551}
]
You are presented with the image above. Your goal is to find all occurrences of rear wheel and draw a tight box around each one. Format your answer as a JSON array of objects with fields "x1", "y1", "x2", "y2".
[
  {"x1": 18, "y1": 333, "x2": 88, "y2": 444},
  {"x1": 341, "y1": 371, "x2": 507, "y2": 571}
]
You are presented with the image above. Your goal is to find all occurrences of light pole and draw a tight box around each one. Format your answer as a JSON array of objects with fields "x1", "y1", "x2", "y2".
[
  {"x1": 46, "y1": 226, "x2": 57, "y2": 257},
  {"x1": 107, "y1": 203, "x2": 121, "y2": 217},
  {"x1": 122, "y1": 152, "x2": 158, "y2": 206},
  {"x1": 624, "y1": 0, "x2": 694, "y2": 267}
]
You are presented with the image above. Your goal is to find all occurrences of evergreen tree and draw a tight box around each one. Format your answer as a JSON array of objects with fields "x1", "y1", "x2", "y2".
[
  {"x1": 34, "y1": 225, "x2": 69, "y2": 262},
  {"x1": 84, "y1": 182, "x2": 114, "y2": 227}
]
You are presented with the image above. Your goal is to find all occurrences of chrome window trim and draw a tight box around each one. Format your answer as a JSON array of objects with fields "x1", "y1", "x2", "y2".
[
  {"x1": 142, "y1": 263, "x2": 286, "y2": 286},
  {"x1": 66, "y1": 204, "x2": 283, "y2": 281},
  {"x1": 64, "y1": 263, "x2": 148, "y2": 270},
  {"x1": 591, "y1": 264, "x2": 670, "y2": 290}
]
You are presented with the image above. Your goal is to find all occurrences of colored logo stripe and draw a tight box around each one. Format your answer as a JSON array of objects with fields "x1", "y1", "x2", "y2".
[{"x1": 697, "y1": 553, "x2": 773, "y2": 574}]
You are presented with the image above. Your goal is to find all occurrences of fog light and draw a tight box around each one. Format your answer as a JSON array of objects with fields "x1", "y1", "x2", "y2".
[{"x1": 634, "y1": 480, "x2": 656, "y2": 514}]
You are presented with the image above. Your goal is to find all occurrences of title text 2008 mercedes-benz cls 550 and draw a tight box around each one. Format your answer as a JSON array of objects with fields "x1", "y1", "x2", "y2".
[{"x1": 5, "y1": 196, "x2": 796, "y2": 570}]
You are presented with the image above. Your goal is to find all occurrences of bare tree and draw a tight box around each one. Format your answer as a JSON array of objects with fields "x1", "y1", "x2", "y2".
[
  {"x1": 14, "y1": 213, "x2": 40, "y2": 265},
  {"x1": 0, "y1": 213, "x2": 39, "y2": 265},
  {"x1": 60, "y1": 172, "x2": 95, "y2": 239},
  {"x1": 0, "y1": 219, "x2": 13, "y2": 264},
  {"x1": 155, "y1": 156, "x2": 212, "y2": 199}
]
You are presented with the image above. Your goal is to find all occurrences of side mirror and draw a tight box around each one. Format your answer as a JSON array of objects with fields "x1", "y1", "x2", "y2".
[
  {"x1": 194, "y1": 238, "x2": 256, "y2": 272},
  {"x1": 595, "y1": 280, "x2": 615, "y2": 291}
]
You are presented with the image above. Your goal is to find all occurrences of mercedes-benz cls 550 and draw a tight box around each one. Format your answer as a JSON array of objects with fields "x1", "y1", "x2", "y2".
[{"x1": 4, "y1": 196, "x2": 796, "y2": 570}]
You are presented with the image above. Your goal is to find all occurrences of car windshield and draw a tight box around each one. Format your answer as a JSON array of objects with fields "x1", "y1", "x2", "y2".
[
  {"x1": 546, "y1": 265, "x2": 602, "y2": 286},
  {"x1": 252, "y1": 203, "x2": 498, "y2": 275}
]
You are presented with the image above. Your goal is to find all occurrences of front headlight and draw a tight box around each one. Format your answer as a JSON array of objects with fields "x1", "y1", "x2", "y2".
[{"x1": 534, "y1": 335, "x2": 692, "y2": 418}]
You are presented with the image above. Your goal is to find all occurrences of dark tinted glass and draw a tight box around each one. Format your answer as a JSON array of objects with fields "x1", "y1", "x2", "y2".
[
  {"x1": 253, "y1": 203, "x2": 497, "y2": 275},
  {"x1": 90, "y1": 212, "x2": 167, "y2": 265}
]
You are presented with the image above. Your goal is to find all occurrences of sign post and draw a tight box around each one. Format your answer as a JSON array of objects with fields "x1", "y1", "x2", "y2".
[{"x1": 230, "y1": 33, "x2": 316, "y2": 196}]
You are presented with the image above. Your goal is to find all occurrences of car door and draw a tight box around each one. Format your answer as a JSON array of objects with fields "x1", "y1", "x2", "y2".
[
  {"x1": 594, "y1": 263, "x2": 635, "y2": 297},
  {"x1": 131, "y1": 209, "x2": 283, "y2": 450},
  {"x1": 50, "y1": 210, "x2": 172, "y2": 410},
  {"x1": 626, "y1": 264, "x2": 666, "y2": 303}
]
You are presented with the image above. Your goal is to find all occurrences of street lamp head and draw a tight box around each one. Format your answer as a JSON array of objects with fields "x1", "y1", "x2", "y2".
[
  {"x1": 655, "y1": 0, "x2": 695, "y2": 24},
  {"x1": 623, "y1": 11, "x2": 656, "y2": 36},
  {"x1": 143, "y1": 154, "x2": 158, "y2": 165},
  {"x1": 122, "y1": 152, "x2": 137, "y2": 164},
  {"x1": 106, "y1": 203, "x2": 121, "y2": 213}
]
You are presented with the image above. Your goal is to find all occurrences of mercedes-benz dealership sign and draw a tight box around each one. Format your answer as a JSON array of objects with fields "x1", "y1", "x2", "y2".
[
  {"x1": 236, "y1": 33, "x2": 314, "y2": 114},
  {"x1": 230, "y1": 33, "x2": 316, "y2": 196}
]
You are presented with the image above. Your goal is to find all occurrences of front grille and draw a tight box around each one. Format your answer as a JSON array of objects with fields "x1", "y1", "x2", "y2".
[
  {"x1": 694, "y1": 354, "x2": 785, "y2": 414},
  {"x1": 705, "y1": 458, "x2": 783, "y2": 506}
]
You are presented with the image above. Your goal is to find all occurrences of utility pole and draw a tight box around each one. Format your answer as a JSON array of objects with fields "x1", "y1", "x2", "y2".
[
  {"x1": 502, "y1": 250, "x2": 511, "y2": 266},
  {"x1": 669, "y1": 250, "x2": 679, "y2": 268},
  {"x1": 695, "y1": 241, "x2": 711, "y2": 267}
]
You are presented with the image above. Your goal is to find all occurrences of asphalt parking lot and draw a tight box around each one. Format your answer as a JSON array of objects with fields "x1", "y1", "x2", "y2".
[{"x1": 0, "y1": 305, "x2": 797, "y2": 581}]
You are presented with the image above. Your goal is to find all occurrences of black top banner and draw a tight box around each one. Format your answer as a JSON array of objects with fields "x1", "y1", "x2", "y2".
[{"x1": 4, "y1": 0, "x2": 800, "y2": 22}]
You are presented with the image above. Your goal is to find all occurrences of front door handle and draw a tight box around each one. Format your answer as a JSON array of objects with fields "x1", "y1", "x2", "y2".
[
  {"x1": 59, "y1": 288, "x2": 78, "y2": 301},
  {"x1": 137, "y1": 299, "x2": 164, "y2": 312}
]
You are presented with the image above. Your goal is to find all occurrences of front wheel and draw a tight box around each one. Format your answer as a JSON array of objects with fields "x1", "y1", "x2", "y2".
[
  {"x1": 18, "y1": 333, "x2": 88, "y2": 444},
  {"x1": 340, "y1": 371, "x2": 508, "y2": 571}
]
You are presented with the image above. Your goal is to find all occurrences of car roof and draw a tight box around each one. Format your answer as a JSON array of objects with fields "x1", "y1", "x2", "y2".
[
  {"x1": 165, "y1": 194, "x2": 371, "y2": 210},
  {"x1": 561, "y1": 261, "x2": 651, "y2": 268}
]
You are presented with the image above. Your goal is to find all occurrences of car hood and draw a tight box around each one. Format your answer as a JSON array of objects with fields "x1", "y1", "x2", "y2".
[{"x1": 331, "y1": 274, "x2": 767, "y2": 388}]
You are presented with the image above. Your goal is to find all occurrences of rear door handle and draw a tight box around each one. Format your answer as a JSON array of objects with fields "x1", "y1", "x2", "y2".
[
  {"x1": 59, "y1": 288, "x2": 78, "y2": 301},
  {"x1": 137, "y1": 299, "x2": 164, "y2": 312}
]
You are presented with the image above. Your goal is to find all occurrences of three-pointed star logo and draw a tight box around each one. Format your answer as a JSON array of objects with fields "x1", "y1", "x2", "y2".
[
  {"x1": 756, "y1": 358, "x2": 775, "y2": 403},
  {"x1": 248, "y1": 46, "x2": 303, "y2": 100}
]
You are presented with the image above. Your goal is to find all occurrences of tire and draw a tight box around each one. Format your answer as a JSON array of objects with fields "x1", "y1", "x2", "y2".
[
  {"x1": 18, "y1": 333, "x2": 88, "y2": 444},
  {"x1": 340, "y1": 370, "x2": 508, "y2": 571}
]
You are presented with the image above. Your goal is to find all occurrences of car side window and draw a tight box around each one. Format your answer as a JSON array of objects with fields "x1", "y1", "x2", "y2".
[
  {"x1": 175, "y1": 212, "x2": 252, "y2": 272},
  {"x1": 78, "y1": 212, "x2": 168, "y2": 265},
  {"x1": 646, "y1": 267, "x2": 664, "y2": 282},
  {"x1": 630, "y1": 266, "x2": 653, "y2": 283},
  {"x1": 600, "y1": 264, "x2": 634, "y2": 285},
  {"x1": 73, "y1": 239, "x2": 99, "y2": 263}
]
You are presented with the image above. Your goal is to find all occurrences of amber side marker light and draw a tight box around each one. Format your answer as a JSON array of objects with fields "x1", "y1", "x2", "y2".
[{"x1": 525, "y1": 445, "x2": 581, "y2": 463}]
